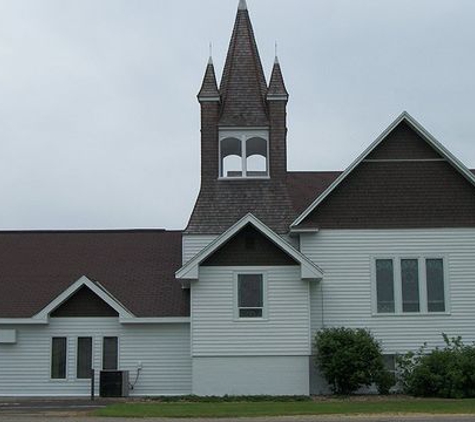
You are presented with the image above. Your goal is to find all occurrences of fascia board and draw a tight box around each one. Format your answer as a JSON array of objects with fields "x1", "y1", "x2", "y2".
[
  {"x1": 0, "y1": 319, "x2": 48, "y2": 325},
  {"x1": 120, "y1": 317, "x2": 191, "y2": 324}
]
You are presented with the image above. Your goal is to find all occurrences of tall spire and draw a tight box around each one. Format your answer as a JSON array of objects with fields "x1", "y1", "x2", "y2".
[
  {"x1": 219, "y1": 1, "x2": 269, "y2": 126},
  {"x1": 238, "y1": 0, "x2": 247, "y2": 10},
  {"x1": 197, "y1": 56, "x2": 219, "y2": 101},
  {"x1": 267, "y1": 56, "x2": 289, "y2": 101}
]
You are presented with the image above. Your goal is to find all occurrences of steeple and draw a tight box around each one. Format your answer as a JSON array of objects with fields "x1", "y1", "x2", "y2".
[
  {"x1": 267, "y1": 56, "x2": 289, "y2": 101},
  {"x1": 219, "y1": 0, "x2": 269, "y2": 126},
  {"x1": 197, "y1": 56, "x2": 220, "y2": 101},
  {"x1": 187, "y1": 0, "x2": 294, "y2": 235}
]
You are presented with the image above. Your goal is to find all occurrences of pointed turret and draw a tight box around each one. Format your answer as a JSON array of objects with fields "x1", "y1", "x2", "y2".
[
  {"x1": 219, "y1": 1, "x2": 269, "y2": 126},
  {"x1": 198, "y1": 57, "x2": 220, "y2": 101},
  {"x1": 267, "y1": 56, "x2": 289, "y2": 101}
]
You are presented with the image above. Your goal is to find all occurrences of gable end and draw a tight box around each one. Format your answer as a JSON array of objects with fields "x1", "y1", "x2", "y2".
[
  {"x1": 293, "y1": 113, "x2": 475, "y2": 230},
  {"x1": 201, "y1": 224, "x2": 299, "y2": 267},
  {"x1": 365, "y1": 121, "x2": 442, "y2": 160},
  {"x1": 50, "y1": 285, "x2": 120, "y2": 317}
]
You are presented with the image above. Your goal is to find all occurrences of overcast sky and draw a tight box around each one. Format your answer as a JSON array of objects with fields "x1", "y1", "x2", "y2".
[{"x1": 0, "y1": 0, "x2": 474, "y2": 230}]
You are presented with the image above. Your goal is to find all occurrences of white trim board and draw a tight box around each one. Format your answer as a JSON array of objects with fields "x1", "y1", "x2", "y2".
[{"x1": 291, "y1": 111, "x2": 475, "y2": 228}]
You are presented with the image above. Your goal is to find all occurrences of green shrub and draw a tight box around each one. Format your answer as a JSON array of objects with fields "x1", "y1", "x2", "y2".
[
  {"x1": 314, "y1": 327, "x2": 393, "y2": 395},
  {"x1": 397, "y1": 334, "x2": 475, "y2": 398}
]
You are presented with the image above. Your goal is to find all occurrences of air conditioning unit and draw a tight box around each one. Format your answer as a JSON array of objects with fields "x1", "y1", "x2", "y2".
[{"x1": 99, "y1": 370, "x2": 129, "y2": 397}]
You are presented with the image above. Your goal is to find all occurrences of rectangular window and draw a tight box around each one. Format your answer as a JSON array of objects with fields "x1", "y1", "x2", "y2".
[
  {"x1": 376, "y1": 259, "x2": 395, "y2": 313},
  {"x1": 103, "y1": 337, "x2": 118, "y2": 370},
  {"x1": 77, "y1": 337, "x2": 93, "y2": 379},
  {"x1": 401, "y1": 259, "x2": 420, "y2": 313},
  {"x1": 426, "y1": 259, "x2": 445, "y2": 312},
  {"x1": 237, "y1": 274, "x2": 264, "y2": 318},
  {"x1": 51, "y1": 337, "x2": 67, "y2": 379},
  {"x1": 374, "y1": 257, "x2": 447, "y2": 315}
]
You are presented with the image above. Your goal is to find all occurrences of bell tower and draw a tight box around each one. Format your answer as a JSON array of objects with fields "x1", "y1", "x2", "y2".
[
  {"x1": 197, "y1": 0, "x2": 289, "y2": 181},
  {"x1": 189, "y1": 0, "x2": 293, "y2": 235}
]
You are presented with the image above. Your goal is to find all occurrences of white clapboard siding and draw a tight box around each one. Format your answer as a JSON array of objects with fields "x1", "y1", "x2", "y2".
[
  {"x1": 0, "y1": 318, "x2": 191, "y2": 397},
  {"x1": 302, "y1": 228, "x2": 475, "y2": 353},
  {"x1": 192, "y1": 266, "x2": 311, "y2": 356},
  {"x1": 182, "y1": 235, "x2": 217, "y2": 265}
]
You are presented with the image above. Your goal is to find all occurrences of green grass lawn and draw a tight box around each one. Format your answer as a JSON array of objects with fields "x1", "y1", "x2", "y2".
[{"x1": 95, "y1": 398, "x2": 475, "y2": 418}]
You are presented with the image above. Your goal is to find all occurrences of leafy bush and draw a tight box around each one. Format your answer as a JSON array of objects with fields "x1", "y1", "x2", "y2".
[
  {"x1": 397, "y1": 334, "x2": 475, "y2": 398},
  {"x1": 314, "y1": 327, "x2": 393, "y2": 395}
]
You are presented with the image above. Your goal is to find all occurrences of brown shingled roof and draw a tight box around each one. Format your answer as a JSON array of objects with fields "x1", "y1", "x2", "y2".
[
  {"x1": 219, "y1": 5, "x2": 269, "y2": 126},
  {"x1": 267, "y1": 58, "x2": 289, "y2": 99},
  {"x1": 0, "y1": 230, "x2": 188, "y2": 318},
  {"x1": 185, "y1": 171, "x2": 341, "y2": 235},
  {"x1": 198, "y1": 58, "x2": 219, "y2": 100}
]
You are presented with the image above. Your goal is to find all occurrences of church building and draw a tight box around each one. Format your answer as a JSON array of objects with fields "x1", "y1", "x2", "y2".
[{"x1": 1, "y1": 0, "x2": 475, "y2": 397}]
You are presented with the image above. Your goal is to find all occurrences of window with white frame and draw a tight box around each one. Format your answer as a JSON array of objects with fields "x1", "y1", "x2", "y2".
[
  {"x1": 236, "y1": 273, "x2": 265, "y2": 318},
  {"x1": 220, "y1": 131, "x2": 269, "y2": 178},
  {"x1": 374, "y1": 257, "x2": 447, "y2": 314}
]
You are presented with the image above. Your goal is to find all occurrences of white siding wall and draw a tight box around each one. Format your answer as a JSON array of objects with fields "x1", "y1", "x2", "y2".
[
  {"x1": 182, "y1": 235, "x2": 217, "y2": 265},
  {"x1": 193, "y1": 356, "x2": 309, "y2": 396},
  {"x1": 0, "y1": 318, "x2": 191, "y2": 397},
  {"x1": 192, "y1": 266, "x2": 310, "y2": 356},
  {"x1": 303, "y1": 228, "x2": 475, "y2": 353}
]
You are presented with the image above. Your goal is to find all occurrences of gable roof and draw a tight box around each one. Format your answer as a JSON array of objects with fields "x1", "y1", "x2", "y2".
[
  {"x1": 177, "y1": 213, "x2": 323, "y2": 282},
  {"x1": 34, "y1": 276, "x2": 133, "y2": 321},
  {"x1": 0, "y1": 230, "x2": 189, "y2": 319},
  {"x1": 292, "y1": 111, "x2": 475, "y2": 228}
]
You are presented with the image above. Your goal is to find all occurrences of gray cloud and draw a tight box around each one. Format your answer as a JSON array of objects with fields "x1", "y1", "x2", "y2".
[{"x1": 0, "y1": 0, "x2": 474, "y2": 230}]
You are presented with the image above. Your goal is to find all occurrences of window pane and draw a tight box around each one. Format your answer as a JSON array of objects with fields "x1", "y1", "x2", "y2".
[
  {"x1": 77, "y1": 337, "x2": 92, "y2": 379},
  {"x1": 51, "y1": 337, "x2": 67, "y2": 379},
  {"x1": 402, "y1": 259, "x2": 420, "y2": 312},
  {"x1": 238, "y1": 274, "x2": 263, "y2": 308},
  {"x1": 221, "y1": 137, "x2": 242, "y2": 177},
  {"x1": 246, "y1": 137, "x2": 268, "y2": 177},
  {"x1": 383, "y1": 354, "x2": 396, "y2": 372},
  {"x1": 103, "y1": 337, "x2": 118, "y2": 370},
  {"x1": 376, "y1": 259, "x2": 395, "y2": 313},
  {"x1": 426, "y1": 259, "x2": 445, "y2": 312}
]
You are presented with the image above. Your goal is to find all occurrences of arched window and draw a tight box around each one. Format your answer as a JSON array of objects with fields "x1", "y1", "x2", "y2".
[
  {"x1": 221, "y1": 137, "x2": 242, "y2": 177},
  {"x1": 219, "y1": 132, "x2": 268, "y2": 178},
  {"x1": 246, "y1": 137, "x2": 268, "y2": 177}
]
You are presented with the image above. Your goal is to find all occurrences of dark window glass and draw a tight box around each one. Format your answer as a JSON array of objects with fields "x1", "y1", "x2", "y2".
[
  {"x1": 238, "y1": 274, "x2": 263, "y2": 318},
  {"x1": 77, "y1": 337, "x2": 92, "y2": 379},
  {"x1": 51, "y1": 337, "x2": 67, "y2": 379},
  {"x1": 402, "y1": 259, "x2": 420, "y2": 312},
  {"x1": 426, "y1": 259, "x2": 445, "y2": 312},
  {"x1": 103, "y1": 337, "x2": 118, "y2": 370},
  {"x1": 383, "y1": 354, "x2": 396, "y2": 372},
  {"x1": 376, "y1": 259, "x2": 395, "y2": 313}
]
